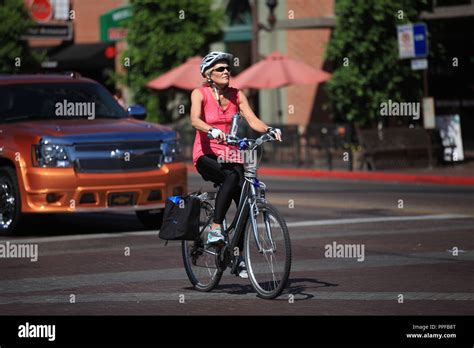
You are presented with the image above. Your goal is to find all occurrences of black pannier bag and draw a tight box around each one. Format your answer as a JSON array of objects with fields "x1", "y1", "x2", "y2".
[{"x1": 159, "y1": 192, "x2": 202, "y2": 241}]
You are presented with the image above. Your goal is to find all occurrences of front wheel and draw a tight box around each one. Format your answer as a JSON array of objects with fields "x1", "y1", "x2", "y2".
[{"x1": 244, "y1": 202, "x2": 291, "y2": 299}]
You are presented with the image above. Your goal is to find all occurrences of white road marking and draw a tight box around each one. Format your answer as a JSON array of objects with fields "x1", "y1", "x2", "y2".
[
  {"x1": 1, "y1": 214, "x2": 470, "y2": 244},
  {"x1": 285, "y1": 214, "x2": 471, "y2": 228}
]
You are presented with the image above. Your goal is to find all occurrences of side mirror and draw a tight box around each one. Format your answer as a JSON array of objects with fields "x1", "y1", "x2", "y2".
[{"x1": 127, "y1": 105, "x2": 147, "y2": 120}]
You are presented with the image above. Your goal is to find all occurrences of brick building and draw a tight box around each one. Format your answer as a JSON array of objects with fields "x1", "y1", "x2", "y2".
[
  {"x1": 281, "y1": 0, "x2": 334, "y2": 131},
  {"x1": 218, "y1": 0, "x2": 334, "y2": 133},
  {"x1": 26, "y1": 0, "x2": 127, "y2": 90}
]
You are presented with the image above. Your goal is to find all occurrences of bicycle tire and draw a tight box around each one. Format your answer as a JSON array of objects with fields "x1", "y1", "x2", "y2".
[
  {"x1": 244, "y1": 202, "x2": 292, "y2": 299},
  {"x1": 182, "y1": 200, "x2": 223, "y2": 292}
]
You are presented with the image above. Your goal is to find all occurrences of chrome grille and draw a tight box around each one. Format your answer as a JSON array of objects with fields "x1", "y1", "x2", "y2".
[{"x1": 73, "y1": 141, "x2": 163, "y2": 173}]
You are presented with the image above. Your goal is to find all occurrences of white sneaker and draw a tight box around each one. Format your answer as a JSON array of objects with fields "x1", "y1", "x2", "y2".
[
  {"x1": 237, "y1": 256, "x2": 248, "y2": 279},
  {"x1": 206, "y1": 226, "x2": 225, "y2": 245}
]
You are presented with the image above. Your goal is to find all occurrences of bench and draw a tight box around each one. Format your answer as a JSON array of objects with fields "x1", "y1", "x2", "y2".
[{"x1": 356, "y1": 127, "x2": 435, "y2": 170}]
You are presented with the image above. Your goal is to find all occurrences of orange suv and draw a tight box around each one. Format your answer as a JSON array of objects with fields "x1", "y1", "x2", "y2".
[{"x1": 0, "y1": 74, "x2": 187, "y2": 235}]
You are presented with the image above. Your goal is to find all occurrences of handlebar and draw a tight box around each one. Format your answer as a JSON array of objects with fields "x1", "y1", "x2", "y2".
[{"x1": 219, "y1": 132, "x2": 276, "y2": 151}]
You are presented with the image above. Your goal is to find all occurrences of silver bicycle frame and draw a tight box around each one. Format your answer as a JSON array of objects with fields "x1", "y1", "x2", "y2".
[{"x1": 206, "y1": 138, "x2": 277, "y2": 254}]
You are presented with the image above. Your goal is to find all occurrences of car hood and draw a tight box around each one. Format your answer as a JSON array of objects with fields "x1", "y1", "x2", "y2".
[{"x1": 9, "y1": 118, "x2": 177, "y2": 144}]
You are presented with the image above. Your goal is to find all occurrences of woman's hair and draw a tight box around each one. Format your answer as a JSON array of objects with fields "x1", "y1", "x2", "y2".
[
  {"x1": 203, "y1": 59, "x2": 228, "y2": 86},
  {"x1": 203, "y1": 67, "x2": 213, "y2": 84}
]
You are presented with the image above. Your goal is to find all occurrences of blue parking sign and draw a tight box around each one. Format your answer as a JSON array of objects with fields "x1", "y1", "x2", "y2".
[{"x1": 413, "y1": 23, "x2": 428, "y2": 57}]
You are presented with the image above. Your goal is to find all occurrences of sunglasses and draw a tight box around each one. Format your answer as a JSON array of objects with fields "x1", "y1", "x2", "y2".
[{"x1": 213, "y1": 66, "x2": 231, "y2": 73}]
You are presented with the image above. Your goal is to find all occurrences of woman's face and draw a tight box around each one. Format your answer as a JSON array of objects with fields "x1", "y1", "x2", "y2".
[{"x1": 209, "y1": 60, "x2": 231, "y2": 85}]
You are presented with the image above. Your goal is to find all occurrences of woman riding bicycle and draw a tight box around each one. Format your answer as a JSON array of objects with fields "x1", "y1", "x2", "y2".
[{"x1": 190, "y1": 51, "x2": 282, "y2": 277}]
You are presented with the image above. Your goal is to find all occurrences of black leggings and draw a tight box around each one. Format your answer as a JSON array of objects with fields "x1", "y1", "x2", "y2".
[
  {"x1": 196, "y1": 154, "x2": 245, "y2": 250},
  {"x1": 196, "y1": 154, "x2": 244, "y2": 224}
]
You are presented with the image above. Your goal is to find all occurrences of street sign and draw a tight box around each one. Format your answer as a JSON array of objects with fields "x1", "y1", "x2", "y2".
[
  {"x1": 22, "y1": 23, "x2": 72, "y2": 40},
  {"x1": 100, "y1": 6, "x2": 131, "y2": 42},
  {"x1": 28, "y1": 0, "x2": 53, "y2": 22},
  {"x1": 411, "y1": 58, "x2": 428, "y2": 70},
  {"x1": 397, "y1": 22, "x2": 428, "y2": 59}
]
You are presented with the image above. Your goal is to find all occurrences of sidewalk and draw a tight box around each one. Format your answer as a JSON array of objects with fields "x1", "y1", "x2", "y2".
[{"x1": 186, "y1": 160, "x2": 474, "y2": 186}]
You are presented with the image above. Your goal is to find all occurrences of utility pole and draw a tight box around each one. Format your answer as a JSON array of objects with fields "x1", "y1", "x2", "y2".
[
  {"x1": 250, "y1": 0, "x2": 259, "y2": 65},
  {"x1": 249, "y1": 0, "x2": 259, "y2": 113}
]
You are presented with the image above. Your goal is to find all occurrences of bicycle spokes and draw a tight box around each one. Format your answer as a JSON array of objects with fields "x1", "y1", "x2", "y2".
[{"x1": 245, "y1": 203, "x2": 291, "y2": 299}]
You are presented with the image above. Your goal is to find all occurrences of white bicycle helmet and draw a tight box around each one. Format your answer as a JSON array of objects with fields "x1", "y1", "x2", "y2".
[{"x1": 200, "y1": 51, "x2": 233, "y2": 75}]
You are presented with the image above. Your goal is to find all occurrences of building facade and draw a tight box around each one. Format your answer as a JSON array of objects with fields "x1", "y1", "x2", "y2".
[
  {"x1": 26, "y1": 0, "x2": 127, "y2": 90},
  {"x1": 23, "y1": 0, "x2": 474, "y2": 151}
]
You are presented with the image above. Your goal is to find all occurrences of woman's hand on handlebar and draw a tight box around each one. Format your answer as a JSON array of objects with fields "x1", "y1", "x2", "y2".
[
  {"x1": 267, "y1": 127, "x2": 283, "y2": 142},
  {"x1": 208, "y1": 128, "x2": 227, "y2": 142},
  {"x1": 215, "y1": 132, "x2": 227, "y2": 143},
  {"x1": 215, "y1": 130, "x2": 226, "y2": 143}
]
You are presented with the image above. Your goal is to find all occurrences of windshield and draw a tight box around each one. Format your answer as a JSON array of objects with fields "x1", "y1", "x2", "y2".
[{"x1": 0, "y1": 82, "x2": 128, "y2": 122}]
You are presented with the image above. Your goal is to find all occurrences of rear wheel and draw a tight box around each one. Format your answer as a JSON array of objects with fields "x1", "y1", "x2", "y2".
[
  {"x1": 136, "y1": 209, "x2": 164, "y2": 230},
  {"x1": 244, "y1": 202, "x2": 291, "y2": 299},
  {"x1": 182, "y1": 200, "x2": 223, "y2": 291},
  {"x1": 0, "y1": 167, "x2": 22, "y2": 236}
]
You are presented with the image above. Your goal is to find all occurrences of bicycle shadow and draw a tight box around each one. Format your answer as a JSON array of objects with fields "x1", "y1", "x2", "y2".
[
  {"x1": 286, "y1": 277, "x2": 338, "y2": 301},
  {"x1": 192, "y1": 277, "x2": 338, "y2": 300}
]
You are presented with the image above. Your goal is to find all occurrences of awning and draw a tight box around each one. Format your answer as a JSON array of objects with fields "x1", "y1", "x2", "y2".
[{"x1": 40, "y1": 43, "x2": 115, "y2": 70}]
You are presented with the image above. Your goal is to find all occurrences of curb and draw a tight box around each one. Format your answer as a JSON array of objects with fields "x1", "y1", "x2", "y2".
[{"x1": 186, "y1": 164, "x2": 474, "y2": 186}]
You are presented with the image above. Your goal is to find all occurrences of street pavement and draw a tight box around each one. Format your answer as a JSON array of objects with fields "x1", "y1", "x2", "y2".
[{"x1": 0, "y1": 173, "x2": 473, "y2": 315}]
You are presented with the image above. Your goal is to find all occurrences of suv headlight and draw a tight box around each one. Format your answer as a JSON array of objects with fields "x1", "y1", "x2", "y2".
[
  {"x1": 35, "y1": 143, "x2": 73, "y2": 168},
  {"x1": 161, "y1": 139, "x2": 182, "y2": 163}
]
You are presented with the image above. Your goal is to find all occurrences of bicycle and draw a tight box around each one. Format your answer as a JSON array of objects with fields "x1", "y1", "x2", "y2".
[{"x1": 182, "y1": 132, "x2": 292, "y2": 299}]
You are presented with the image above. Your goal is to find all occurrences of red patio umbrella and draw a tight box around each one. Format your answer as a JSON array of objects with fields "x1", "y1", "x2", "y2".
[
  {"x1": 232, "y1": 51, "x2": 331, "y2": 123},
  {"x1": 232, "y1": 51, "x2": 331, "y2": 89},
  {"x1": 147, "y1": 56, "x2": 203, "y2": 90}
]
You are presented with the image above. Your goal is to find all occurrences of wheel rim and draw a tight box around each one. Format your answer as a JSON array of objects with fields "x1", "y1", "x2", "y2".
[
  {"x1": 0, "y1": 182, "x2": 15, "y2": 229},
  {"x1": 246, "y1": 207, "x2": 288, "y2": 296}
]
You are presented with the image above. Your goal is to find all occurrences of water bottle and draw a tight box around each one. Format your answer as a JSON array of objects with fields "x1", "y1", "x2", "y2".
[{"x1": 228, "y1": 113, "x2": 240, "y2": 145}]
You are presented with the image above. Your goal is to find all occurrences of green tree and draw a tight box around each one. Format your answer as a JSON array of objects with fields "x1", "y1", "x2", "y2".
[
  {"x1": 0, "y1": 0, "x2": 41, "y2": 73},
  {"x1": 123, "y1": 0, "x2": 224, "y2": 123},
  {"x1": 325, "y1": 0, "x2": 431, "y2": 127}
]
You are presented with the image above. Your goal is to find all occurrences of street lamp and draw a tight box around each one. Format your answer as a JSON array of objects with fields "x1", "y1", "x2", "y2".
[
  {"x1": 266, "y1": 0, "x2": 278, "y2": 29},
  {"x1": 249, "y1": 0, "x2": 279, "y2": 118},
  {"x1": 250, "y1": 0, "x2": 279, "y2": 64}
]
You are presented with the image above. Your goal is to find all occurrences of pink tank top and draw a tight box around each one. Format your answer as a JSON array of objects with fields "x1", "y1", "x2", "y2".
[{"x1": 192, "y1": 86, "x2": 244, "y2": 165}]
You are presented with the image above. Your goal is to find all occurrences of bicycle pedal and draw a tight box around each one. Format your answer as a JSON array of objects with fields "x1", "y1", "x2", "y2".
[{"x1": 205, "y1": 240, "x2": 225, "y2": 248}]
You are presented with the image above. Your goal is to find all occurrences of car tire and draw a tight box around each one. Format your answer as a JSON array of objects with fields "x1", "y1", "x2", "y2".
[
  {"x1": 136, "y1": 209, "x2": 164, "y2": 230},
  {"x1": 0, "y1": 167, "x2": 22, "y2": 236}
]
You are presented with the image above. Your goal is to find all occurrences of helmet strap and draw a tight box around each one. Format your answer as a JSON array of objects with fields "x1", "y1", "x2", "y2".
[{"x1": 207, "y1": 77, "x2": 228, "y2": 106}]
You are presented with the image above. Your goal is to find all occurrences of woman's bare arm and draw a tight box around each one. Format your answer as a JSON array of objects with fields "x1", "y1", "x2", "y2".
[
  {"x1": 238, "y1": 91, "x2": 282, "y2": 141},
  {"x1": 190, "y1": 89, "x2": 210, "y2": 133}
]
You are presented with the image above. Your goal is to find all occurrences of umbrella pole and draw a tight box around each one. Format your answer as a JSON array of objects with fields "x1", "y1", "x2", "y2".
[{"x1": 276, "y1": 88, "x2": 282, "y2": 125}]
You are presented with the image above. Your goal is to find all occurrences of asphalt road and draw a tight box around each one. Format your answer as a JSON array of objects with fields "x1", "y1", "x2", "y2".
[{"x1": 0, "y1": 174, "x2": 473, "y2": 315}]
